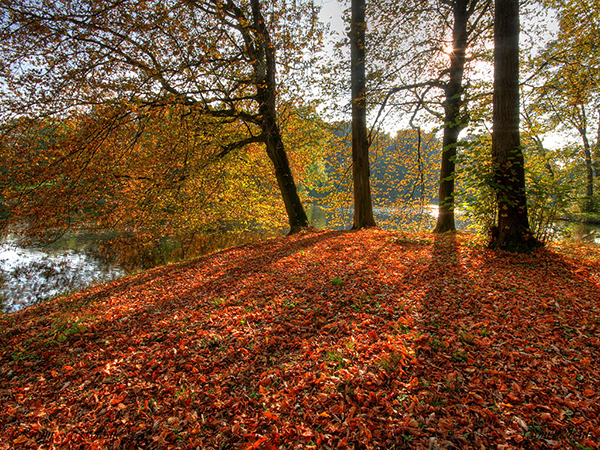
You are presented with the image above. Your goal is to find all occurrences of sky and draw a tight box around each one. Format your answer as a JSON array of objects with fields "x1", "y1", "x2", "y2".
[
  {"x1": 318, "y1": 0, "x2": 347, "y2": 36},
  {"x1": 314, "y1": 0, "x2": 573, "y2": 149}
]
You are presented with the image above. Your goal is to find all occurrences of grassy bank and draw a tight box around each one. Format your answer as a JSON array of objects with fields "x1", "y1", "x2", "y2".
[{"x1": 1, "y1": 229, "x2": 599, "y2": 449}]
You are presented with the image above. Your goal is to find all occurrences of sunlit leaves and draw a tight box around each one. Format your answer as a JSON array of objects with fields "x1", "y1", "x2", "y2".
[
  {"x1": 317, "y1": 126, "x2": 439, "y2": 230},
  {"x1": 525, "y1": 0, "x2": 600, "y2": 212},
  {"x1": 0, "y1": 0, "x2": 328, "y2": 236},
  {"x1": 0, "y1": 229, "x2": 598, "y2": 447},
  {"x1": 0, "y1": 104, "x2": 290, "y2": 238}
]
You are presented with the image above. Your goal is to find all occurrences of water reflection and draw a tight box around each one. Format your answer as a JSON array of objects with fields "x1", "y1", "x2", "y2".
[
  {"x1": 308, "y1": 203, "x2": 440, "y2": 231},
  {"x1": 552, "y1": 220, "x2": 600, "y2": 244},
  {"x1": 0, "y1": 242, "x2": 125, "y2": 313},
  {"x1": 0, "y1": 230, "x2": 277, "y2": 314}
]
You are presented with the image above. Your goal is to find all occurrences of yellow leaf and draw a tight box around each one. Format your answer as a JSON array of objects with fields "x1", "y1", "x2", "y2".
[{"x1": 14, "y1": 435, "x2": 29, "y2": 444}]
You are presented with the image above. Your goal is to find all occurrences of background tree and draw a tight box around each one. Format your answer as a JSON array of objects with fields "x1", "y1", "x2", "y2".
[
  {"x1": 527, "y1": 0, "x2": 600, "y2": 212},
  {"x1": 359, "y1": 0, "x2": 494, "y2": 232},
  {"x1": 0, "y1": 103, "x2": 324, "y2": 241},
  {"x1": 433, "y1": 0, "x2": 492, "y2": 233}
]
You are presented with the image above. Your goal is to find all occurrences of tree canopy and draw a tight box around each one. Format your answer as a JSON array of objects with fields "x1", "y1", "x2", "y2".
[
  {"x1": 0, "y1": 0, "x2": 323, "y2": 235},
  {"x1": 1, "y1": 0, "x2": 599, "y2": 251}
]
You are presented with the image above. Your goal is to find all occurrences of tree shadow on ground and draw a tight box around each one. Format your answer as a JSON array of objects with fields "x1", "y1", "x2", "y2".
[
  {"x1": 1, "y1": 230, "x2": 598, "y2": 449},
  {"x1": 408, "y1": 233, "x2": 600, "y2": 448}
]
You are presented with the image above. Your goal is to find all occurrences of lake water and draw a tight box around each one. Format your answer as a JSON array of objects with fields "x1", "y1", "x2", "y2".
[
  {"x1": 0, "y1": 230, "x2": 276, "y2": 313},
  {"x1": 0, "y1": 242, "x2": 125, "y2": 313},
  {"x1": 1, "y1": 206, "x2": 599, "y2": 313}
]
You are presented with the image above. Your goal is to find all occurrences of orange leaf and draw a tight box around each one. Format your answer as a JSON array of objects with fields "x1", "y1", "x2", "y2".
[
  {"x1": 264, "y1": 410, "x2": 280, "y2": 421},
  {"x1": 110, "y1": 395, "x2": 126, "y2": 406},
  {"x1": 13, "y1": 435, "x2": 29, "y2": 444}
]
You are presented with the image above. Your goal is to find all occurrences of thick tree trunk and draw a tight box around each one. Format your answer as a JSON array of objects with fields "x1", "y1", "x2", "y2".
[
  {"x1": 351, "y1": 0, "x2": 376, "y2": 229},
  {"x1": 488, "y1": 0, "x2": 541, "y2": 252},
  {"x1": 262, "y1": 118, "x2": 309, "y2": 234},
  {"x1": 251, "y1": 0, "x2": 308, "y2": 234},
  {"x1": 433, "y1": 0, "x2": 469, "y2": 234}
]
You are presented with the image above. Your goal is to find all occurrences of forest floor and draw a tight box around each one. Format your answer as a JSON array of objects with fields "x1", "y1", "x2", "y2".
[{"x1": 1, "y1": 229, "x2": 599, "y2": 450}]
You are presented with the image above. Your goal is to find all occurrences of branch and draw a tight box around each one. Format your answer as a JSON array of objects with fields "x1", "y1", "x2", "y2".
[
  {"x1": 368, "y1": 80, "x2": 444, "y2": 143},
  {"x1": 215, "y1": 134, "x2": 266, "y2": 158}
]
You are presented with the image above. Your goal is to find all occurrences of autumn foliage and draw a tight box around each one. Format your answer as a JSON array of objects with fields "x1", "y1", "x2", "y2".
[{"x1": 1, "y1": 230, "x2": 599, "y2": 449}]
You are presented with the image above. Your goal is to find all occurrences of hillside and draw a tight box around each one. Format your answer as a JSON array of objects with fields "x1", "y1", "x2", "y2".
[{"x1": 1, "y1": 229, "x2": 599, "y2": 449}]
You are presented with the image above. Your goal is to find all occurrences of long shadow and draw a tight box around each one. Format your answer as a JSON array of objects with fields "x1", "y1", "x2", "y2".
[
  {"x1": 1, "y1": 229, "x2": 412, "y2": 447},
  {"x1": 2, "y1": 230, "x2": 598, "y2": 449},
  {"x1": 405, "y1": 234, "x2": 600, "y2": 448},
  {"x1": 26, "y1": 230, "x2": 345, "y2": 314}
]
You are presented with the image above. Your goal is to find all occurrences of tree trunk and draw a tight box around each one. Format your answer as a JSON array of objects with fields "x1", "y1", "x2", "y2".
[
  {"x1": 251, "y1": 0, "x2": 308, "y2": 234},
  {"x1": 351, "y1": 0, "x2": 376, "y2": 229},
  {"x1": 581, "y1": 132, "x2": 595, "y2": 212},
  {"x1": 488, "y1": 0, "x2": 541, "y2": 252},
  {"x1": 433, "y1": 0, "x2": 469, "y2": 234},
  {"x1": 263, "y1": 119, "x2": 309, "y2": 234},
  {"x1": 594, "y1": 110, "x2": 600, "y2": 179},
  {"x1": 578, "y1": 107, "x2": 595, "y2": 212}
]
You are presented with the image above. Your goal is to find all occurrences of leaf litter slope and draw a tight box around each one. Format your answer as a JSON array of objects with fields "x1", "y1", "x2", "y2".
[{"x1": 0, "y1": 229, "x2": 599, "y2": 449}]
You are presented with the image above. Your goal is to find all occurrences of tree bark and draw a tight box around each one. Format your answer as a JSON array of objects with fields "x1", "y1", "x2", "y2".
[
  {"x1": 580, "y1": 130, "x2": 595, "y2": 212},
  {"x1": 595, "y1": 110, "x2": 600, "y2": 179},
  {"x1": 262, "y1": 118, "x2": 309, "y2": 234},
  {"x1": 488, "y1": 0, "x2": 541, "y2": 252},
  {"x1": 351, "y1": 0, "x2": 376, "y2": 229},
  {"x1": 433, "y1": 0, "x2": 470, "y2": 234},
  {"x1": 251, "y1": 0, "x2": 308, "y2": 234},
  {"x1": 577, "y1": 106, "x2": 595, "y2": 212}
]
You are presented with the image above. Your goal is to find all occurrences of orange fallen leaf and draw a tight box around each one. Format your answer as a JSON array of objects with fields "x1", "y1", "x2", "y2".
[
  {"x1": 583, "y1": 389, "x2": 595, "y2": 398},
  {"x1": 13, "y1": 435, "x2": 29, "y2": 444}
]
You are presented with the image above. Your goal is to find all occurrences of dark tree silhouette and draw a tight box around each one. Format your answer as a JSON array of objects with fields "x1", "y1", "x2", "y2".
[
  {"x1": 488, "y1": 0, "x2": 541, "y2": 252},
  {"x1": 350, "y1": 0, "x2": 376, "y2": 229}
]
